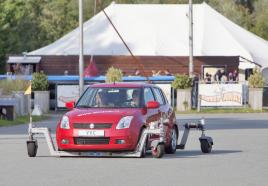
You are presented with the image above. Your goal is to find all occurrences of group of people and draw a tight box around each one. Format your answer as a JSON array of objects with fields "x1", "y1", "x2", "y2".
[
  {"x1": 205, "y1": 69, "x2": 238, "y2": 83},
  {"x1": 10, "y1": 64, "x2": 32, "y2": 75},
  {"x1": 133, "y1": 69, "x2": 172, "y2": 76}
]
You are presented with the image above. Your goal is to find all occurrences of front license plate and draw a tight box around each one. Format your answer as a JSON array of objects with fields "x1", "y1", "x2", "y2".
[{"x1": 78, "y1": 130, "x2": 104, "y2": 137}]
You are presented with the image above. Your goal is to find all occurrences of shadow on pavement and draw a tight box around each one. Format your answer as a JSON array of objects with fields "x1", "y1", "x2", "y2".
[
  {"x1": 164, "y1": 149, "x2": 242, "y2": 159},
  {"x1": 33, "y1": 150, "x2": 242, "y2": 159}
]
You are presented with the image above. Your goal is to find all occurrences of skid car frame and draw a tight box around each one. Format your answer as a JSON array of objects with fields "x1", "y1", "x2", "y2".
[{"x1": 26, "y1": 118, "x2": 213, "y2": 158}]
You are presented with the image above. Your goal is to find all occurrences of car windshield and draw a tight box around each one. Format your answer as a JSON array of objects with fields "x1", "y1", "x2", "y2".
[{"x1": 76, "y1": 87, "x2": 142, "y2": 108}]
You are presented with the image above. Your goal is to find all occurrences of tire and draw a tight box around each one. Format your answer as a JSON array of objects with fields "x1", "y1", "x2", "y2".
[
  {"x1": 200, "y1": 140, "x2": 212, "y2": 153},
  {"x1": 152, "y1": 144, "x2": 165, "y2": 158},
  {"x1": 141, "y1": 143, "x2": 147, "y2": 158},
  {"x1": 165, "y1": 127, "x2": 178, "y2": 154},
  {"x1": 27, "y1": 141, "x2": 38, "y2": 157}
]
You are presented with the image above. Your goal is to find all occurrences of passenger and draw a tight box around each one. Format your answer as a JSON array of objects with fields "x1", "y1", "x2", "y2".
[{"x1": 131, "y1": 90, "x2": 140, "y2": 107}]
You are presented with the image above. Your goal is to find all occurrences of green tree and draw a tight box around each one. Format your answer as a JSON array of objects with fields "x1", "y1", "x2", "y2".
[
  {"x1": 0, "y1": 0, "x2": 46, "y2": 73},
  {"x1": 251, "y1": 0, "x2": 268, "y2": 40},
  {"x1": 0, "y1": 0, "x2": 268, "y2": 75}
]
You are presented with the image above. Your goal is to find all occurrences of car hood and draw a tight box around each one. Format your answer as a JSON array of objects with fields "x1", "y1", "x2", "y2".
[{"x1": 65, "y1": 108, "x2": 141, "y2": 124}]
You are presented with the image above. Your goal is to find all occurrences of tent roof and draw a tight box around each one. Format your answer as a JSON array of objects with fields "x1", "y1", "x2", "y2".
[{"x1": 28, "y1": 2, "x2": 268, "y2": 69}]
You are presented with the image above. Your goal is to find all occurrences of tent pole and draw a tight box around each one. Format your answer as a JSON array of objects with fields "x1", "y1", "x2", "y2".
[
  {"x1": 79, "y1": 0, "x2": 84, "y2": 96},
  {"x1": 189, "y1": 0, "x2": 194, "y2": 77}
]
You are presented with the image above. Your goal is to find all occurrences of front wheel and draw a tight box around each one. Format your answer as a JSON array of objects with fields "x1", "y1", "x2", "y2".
[{"x1": 152, "y1": 144, "x2": 165, "y2": 158}]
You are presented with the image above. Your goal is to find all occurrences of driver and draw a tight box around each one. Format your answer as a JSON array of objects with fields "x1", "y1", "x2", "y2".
[{"x1": 95, "y1": 91, "x2": 105, "y2": 107}]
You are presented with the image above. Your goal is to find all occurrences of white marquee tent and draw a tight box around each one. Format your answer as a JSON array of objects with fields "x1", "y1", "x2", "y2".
[{"x1": 28, "y1": 2, "x2": 268, "y2": 75}]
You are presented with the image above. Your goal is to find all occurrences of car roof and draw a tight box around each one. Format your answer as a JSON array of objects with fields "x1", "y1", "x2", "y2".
[{"x1": 90, "y1": 82, "x2": 157, "y2": 88}]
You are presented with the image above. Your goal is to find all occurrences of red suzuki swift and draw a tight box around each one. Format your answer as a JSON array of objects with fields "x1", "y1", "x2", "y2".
[{"x1": 56, "y1": 83, "x2": 178, "y2": 154}]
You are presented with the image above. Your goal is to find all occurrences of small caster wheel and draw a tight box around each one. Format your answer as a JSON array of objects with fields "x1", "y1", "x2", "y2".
[
  {"x1": 27, "y1": 140, "x2": 38, "y2": 157},
  {"x1": 152, "y1": 144, "x2": 165, "y2": 158},
  {"x1": 200, "y1": 140, "x2": 212, "y2": 153}
]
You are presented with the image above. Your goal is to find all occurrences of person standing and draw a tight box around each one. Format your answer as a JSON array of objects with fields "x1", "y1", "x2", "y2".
[{"x1": 233, "y1": 70, "x2": 238, "y2": 81}]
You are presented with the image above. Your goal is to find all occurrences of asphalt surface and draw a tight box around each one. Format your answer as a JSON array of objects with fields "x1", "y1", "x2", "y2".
[{"x1": 0, "y1": 113, "x2": 268, "y2": 186}]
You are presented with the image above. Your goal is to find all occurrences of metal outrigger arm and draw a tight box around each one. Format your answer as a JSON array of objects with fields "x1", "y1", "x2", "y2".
[{"x1": 176, "y1": 118, "x2": 214, "y2": 153}]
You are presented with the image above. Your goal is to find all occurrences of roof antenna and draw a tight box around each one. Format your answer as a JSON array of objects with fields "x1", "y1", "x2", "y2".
[{"x1": 102, "y1": 9, "x2": 151, "y2": 83}]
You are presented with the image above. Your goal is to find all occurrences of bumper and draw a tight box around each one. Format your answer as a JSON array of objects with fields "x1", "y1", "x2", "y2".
[{"x1": 56, "y1": 128, "x2": 137, "y2": 151}]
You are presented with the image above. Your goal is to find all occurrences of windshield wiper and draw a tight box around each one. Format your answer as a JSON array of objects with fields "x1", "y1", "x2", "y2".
[{"x1": 76, "y1": 105, "x2": 92, "y2": 108}]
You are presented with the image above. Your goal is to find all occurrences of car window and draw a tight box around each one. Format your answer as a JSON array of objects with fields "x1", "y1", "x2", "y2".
[
  {"x1": 144, "y1": 87, "x2": 155, "y2": 104},
  {"x1": 152, "y1": 88, "x2": 165, "y2": 105},
  {"x1": 76, "y1": 87, "x2": 142, "y2": 108},
  {"x1": 160, "y1": 89, "x2": 169, "y2": 104},
  {"x1": 76, "y1": 88, "x2": 96, "y2": 107}
]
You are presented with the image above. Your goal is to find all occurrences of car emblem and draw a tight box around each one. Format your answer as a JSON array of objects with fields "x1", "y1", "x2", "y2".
[{"x1": 89, "y1": 123, "x2": 95, "y2": 129}]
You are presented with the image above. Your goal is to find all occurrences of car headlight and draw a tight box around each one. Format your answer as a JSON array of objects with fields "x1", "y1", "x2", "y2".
[
  {"x1": 60, "y1": 115, "x2": 70, "y2": 129},
  {"x1": 116, "y1": 116, "x2": 133, "y2": 129}
]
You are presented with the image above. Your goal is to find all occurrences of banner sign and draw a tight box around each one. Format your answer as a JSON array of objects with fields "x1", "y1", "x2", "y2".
[
  {"x1": 199, "y1": 83, "x2": 243, "y2": 106},
  {"x1": 57, "y1": 85, "x2": 89, "y2": 108}
]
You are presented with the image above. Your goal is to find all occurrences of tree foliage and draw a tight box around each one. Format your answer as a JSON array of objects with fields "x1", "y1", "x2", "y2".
[
  {"x1": 32, "y1": 72, "x2": 49, "y2": 91},
  {"x1": 248, "y1": 68, "x2": 265, "y2": 88},
  {"x1": 172, "y1": 74, "x2": 192, "y2": 89},
  {"x1": 105, "y1": 66, "x2": 123, "y2": 83},
  {"x1": 0, "y1": 0, "x2": 268, "y2": 74}
]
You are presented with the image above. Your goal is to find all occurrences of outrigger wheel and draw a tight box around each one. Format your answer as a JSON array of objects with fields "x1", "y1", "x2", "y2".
[
  {"x1": 151, "y1": 144, "x2": 165, "y2": 158},
  {"x1": 27, "y1": 140, "x2": 38, "y2": 157},
  {"x1": 199, "y1": 137, "x2": 213, "y2": 153}
]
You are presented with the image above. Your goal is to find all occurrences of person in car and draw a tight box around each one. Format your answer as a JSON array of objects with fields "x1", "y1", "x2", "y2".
[
  {"x1": 131, "y1": 90, "x2": 140, "y2": 107},
  {"x1": 95, "y1": 92, "x2": 105, "y2": 107}
]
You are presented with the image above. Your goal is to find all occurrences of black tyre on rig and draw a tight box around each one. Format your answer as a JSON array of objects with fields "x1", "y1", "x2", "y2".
[
  {"x1": 27, "y1": 140, "x2": 38, "y2": 157},
  {"x1": 200, "y1": 140, "x2": 212, "y2": 153}
]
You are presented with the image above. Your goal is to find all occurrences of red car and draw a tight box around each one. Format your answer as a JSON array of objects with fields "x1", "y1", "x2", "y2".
[{"x1": 56, "y1": 83, "x2": 178, "y2": 155}]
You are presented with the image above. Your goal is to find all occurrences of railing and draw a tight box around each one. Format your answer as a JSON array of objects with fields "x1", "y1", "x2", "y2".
[{"x1": 1, "y1": 75, "x2": 267, "y2": 109}]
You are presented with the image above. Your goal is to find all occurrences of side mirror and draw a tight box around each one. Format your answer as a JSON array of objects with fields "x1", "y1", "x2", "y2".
[
  {"x1": 146, "y1": 101, "x2": 160, "y2": 109},
  {"x1": 65, "y1": 101, "x2": 75, "y2": 110}
]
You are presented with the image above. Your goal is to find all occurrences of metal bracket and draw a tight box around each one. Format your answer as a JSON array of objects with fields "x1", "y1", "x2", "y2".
[{"x1": 176, "y1": 118, "x2": 213, "y2": 150}]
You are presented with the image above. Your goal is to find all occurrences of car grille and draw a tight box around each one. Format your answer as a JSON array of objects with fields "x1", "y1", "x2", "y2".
[
  {"x1": 74, "y1": 137, "x2": 110, "y2": 145},
  {"x1": 73, "y1": 123, "x2": 112, "y2": 129}
]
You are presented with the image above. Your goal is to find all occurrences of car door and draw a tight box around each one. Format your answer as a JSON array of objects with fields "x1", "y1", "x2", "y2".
[
  {"x1": 152, "y1": 87, "x2": 167, "y2": 121},
  {"x1": 152, "y1": 87, "x2": 174, "y2": 144},
  {"x1": 143, "y1": 87, "x2": 158, "y2": 126}
]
